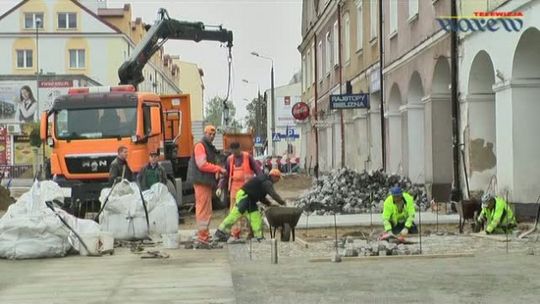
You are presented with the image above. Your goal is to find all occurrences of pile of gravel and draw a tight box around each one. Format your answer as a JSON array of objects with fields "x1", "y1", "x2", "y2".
[{"x1": 294, "y1": 168, "x2": 428, "y2": 215}]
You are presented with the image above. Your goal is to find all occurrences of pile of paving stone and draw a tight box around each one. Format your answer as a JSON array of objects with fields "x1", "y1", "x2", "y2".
[
  {"x1": 337, "y1": 237, "x2": 421, "y2": 257},
  {"x1": 294, "y1": 168, "x2": 428, "y2": 215}
]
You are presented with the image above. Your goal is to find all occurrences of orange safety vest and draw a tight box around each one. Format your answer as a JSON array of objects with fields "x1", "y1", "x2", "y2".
[{"x1": 227, "y1": 152, "x2": 255, "y2": 191}]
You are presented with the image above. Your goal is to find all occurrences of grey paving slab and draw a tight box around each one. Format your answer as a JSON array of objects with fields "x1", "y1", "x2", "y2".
[{"x1": 0, "y1": 247, "x2": 235, "y2": 304}]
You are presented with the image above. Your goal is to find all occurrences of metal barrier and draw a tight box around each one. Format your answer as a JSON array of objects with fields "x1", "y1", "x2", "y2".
[{"x1": 0, "y1": 165, "x2": 33, "y2": 178}]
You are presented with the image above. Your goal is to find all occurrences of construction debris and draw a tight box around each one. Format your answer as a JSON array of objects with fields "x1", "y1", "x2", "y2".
[
  {"x1": 295, "y1": 168, "x2": 429, "y2": 215},
  {"x1": 0, "y1": 185, "x2": 14, "y2": 211}
]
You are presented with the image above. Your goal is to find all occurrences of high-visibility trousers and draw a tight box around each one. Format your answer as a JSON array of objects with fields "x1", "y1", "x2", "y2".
[
  {"x1": 194, "y1": 183, "x2": 213, "y2": 242},
  {"x1": 219, "y1": 190, "x2": 263, "y2": 238}
]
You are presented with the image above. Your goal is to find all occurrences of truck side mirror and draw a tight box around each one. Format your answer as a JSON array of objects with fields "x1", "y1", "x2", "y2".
[
  {"x1": 150, "y1": 106, "x2": 161, "y2": 136},
  {"x1": 40, "y1": 112, "x2": 47, "y2": 140}
]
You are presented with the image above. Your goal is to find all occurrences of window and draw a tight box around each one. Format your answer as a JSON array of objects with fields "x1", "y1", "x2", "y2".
[
  {"x1": 58, "y1": 13, "x2": 77, "y2": 29},
  {"x1": 343, "y1": 12, "x2": 350, "y2": 62},
  {"x1": 312, "y1": 42, "x2": 316, "y2": 84},
  {"x1": 16, "y1": 50, "x2": 33, "y2": 68},
  {"x1": 56, "y1": 107, "x2": 137, "y2": 139},
  {"x1": 356, "y1": 2, "x2": 363, "y2": 51},
  {"x1": 24, "y1": 13, "x2": 43, "y2": 29},
  {"x1": 302, "y1": 55, "x2": 307, "y2": 91},
  {"x1": 409, "y1": 0, "x2": 418, "y2": 19},
  {"x1": 69, "y1": 49, "x2": 85, "y2": 68},
  {"x1": 370, "y1": 0, "x2": 378, "y2": 39},
  {"x1": 390, "y1": 0, "x2": 398, "y2": 33},
  {"x1": 325, "y1": 32, "x2": 332, "y2": 74},
  {"x1": 317, "y1": 41, "x2": 323, "y2": 80},
  {"x1": 333, "y1": 21, "x2": 339, "y2": 66},
  {"x1": 306, "y1": 49, "x2": 313, "y2": 88}
]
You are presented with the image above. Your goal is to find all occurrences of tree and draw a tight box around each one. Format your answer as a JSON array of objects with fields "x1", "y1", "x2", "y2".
[
  {"x1": 244, "y1": 93, "x2": 267, "y2": 139},
  {"x1": 204, "y1": 95, "x2": 241, "y2": 131}
]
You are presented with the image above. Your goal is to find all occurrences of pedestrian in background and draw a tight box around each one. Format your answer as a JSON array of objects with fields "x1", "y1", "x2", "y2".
[
  {"x1": 137, "y1": 151, "x2": 167, "y2": 190},
  {"x1": 109, "y1": 146, "x2": 134, "y2": 183}
]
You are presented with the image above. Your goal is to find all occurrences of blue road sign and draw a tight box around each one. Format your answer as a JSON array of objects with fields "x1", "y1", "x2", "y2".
[
  {"x1": 272, "y1": 133, "x2": 281, "y2": 142},
  {"x1": 255, "y1": 136, "x2": 262, "y2": 144}
]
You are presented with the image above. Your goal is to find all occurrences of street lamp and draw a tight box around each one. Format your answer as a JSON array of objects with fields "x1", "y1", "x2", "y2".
[
  {"x1": 242, "y1": 79, "x2": 264, "y2": 155},
  {"x1": 35, "y1": 17, "x2": 41, "y2": 120},
  {"x1": 251, "y1": 51, "x2": 276, "y2": 156}
]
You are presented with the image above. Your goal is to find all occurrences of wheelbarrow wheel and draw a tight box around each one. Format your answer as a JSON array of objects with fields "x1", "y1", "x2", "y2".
[{"x1": 281, "y1": 223, "x2": 291, "y2": 242}]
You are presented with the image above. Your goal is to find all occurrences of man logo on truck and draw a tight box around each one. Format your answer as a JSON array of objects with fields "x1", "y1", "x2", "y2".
[{"x1": 82, "y1": 160, "x2": 108, "y2": 172}]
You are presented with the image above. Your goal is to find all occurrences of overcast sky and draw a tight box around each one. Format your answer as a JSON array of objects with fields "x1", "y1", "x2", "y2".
[{"x1": 0, "y1": 0, "x2": 303, "y2": 121}]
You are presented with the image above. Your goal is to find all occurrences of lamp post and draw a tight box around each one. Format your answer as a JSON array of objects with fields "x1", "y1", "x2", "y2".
[
  {"x1": 35, "y1": 17, "x2": 41, "y2": 119},
  {"x1": 242, "y1": 79, "x2": 264, "y2": 155},
  {"x1": 250, "y1": 51, "x2": 275, "y2": 156}
]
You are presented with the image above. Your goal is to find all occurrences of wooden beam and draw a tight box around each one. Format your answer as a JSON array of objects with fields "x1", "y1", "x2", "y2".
[
  {"x1": 470, "y1": 233, "x2": 510, "y2": 242},
  {"x1": 295, "y1": 237, "x2": 309, "y2": 248},
  {"x1": 309, "y1": 253, "x2": 474, "y2": 263}
]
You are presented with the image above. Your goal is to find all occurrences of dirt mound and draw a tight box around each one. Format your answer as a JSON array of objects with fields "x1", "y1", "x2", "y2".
[{"x1": 0, "y1": 185, "x2": 15, "y2": 211}]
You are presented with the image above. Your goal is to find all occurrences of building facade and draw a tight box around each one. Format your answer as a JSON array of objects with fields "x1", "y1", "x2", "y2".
[
  {"x1": 299, "y1": 0, "x2": 381, "y2": 174},
  {"x1": 0, "y1": 0, "x2": 180, "y2": 168},
  {"x1": 458, "y1": 0, "x2": 540, "y2": 203}
]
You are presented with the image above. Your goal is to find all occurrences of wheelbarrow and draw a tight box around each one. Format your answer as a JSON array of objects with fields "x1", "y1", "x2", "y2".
[{"x1": 264, "y1": 206, "x2": 303, "y2": 242}]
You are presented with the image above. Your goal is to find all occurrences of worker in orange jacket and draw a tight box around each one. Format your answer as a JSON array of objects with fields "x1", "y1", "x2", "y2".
[
  {"x1": 217, "y1": 142, "x2": 262, "y2": 240},
  {"x1": 187, "y1": 125, "x2": 225, "y2": 247}
]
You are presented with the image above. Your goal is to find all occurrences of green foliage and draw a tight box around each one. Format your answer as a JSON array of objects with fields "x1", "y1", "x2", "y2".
[
  {"x1": 204, "y1": 95, "x2": 241, "y2": 130},
  {"x1": 25, "y1": 122, "x2": 41, "y2": 148}
]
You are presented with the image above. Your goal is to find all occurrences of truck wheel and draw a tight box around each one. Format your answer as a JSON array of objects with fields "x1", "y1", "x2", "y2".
[
  {"x1": 280, "y1": 223, "x2": 291, "y2": 242},
  {"x1": 166, "y1": 179, "x2": 179, "y2": 205}
]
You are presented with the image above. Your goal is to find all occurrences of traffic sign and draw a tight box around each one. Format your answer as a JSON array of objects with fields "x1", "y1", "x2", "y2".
[
  {"x1": 255, "y1": 136, "x2": 262, "y2": 144},
  {"x1": 272, "y1": 133, "x2": 281, "y2": 142}
]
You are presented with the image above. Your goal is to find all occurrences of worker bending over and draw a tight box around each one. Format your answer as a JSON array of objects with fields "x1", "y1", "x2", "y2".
[
  {"x1": 187, "y1": 125, "x2": 226, "y2": 247},
  {"x1": 217, "y1": 142, "x2": 262, "y2": 240},
  {"x1": 382, "y1": 187, "x2": 417, "y2": 237},
  {"x1": 477, "y1": 194, "x2": 516, "y2": 234},
  {"x1": 214, "y1": 169, "x2": 286, "y2": 242}
]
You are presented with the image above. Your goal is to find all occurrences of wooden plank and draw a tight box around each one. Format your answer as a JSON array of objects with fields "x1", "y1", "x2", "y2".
[
  {"x1": 470, "y1": 233, "x2": 511, "y2": 242},
  {"x1": 309, "y1": 253, "x2": 474, "y2": 263},
  {"x1": 295, "y1": 237, "x2": 309, "y2": 248}
]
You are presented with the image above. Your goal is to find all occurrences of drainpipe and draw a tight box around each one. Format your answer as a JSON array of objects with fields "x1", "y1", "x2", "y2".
[
  {"x1": 314, "y1": 34, "x2": 319, "y2": 178},
  {"x1": 338, "y1": 2, "x2": 345, "y2": 168},
  {"x1": 451, "y1": 0, "x2": 461, "y2": 196},
  {"x1": 378, "y1": 0, "x2": 386, "y2": 171}
]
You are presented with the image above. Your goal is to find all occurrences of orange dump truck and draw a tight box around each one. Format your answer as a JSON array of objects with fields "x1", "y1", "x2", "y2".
[{"x1": 40, "y1": 85, "x2": 192, "y2": 217}]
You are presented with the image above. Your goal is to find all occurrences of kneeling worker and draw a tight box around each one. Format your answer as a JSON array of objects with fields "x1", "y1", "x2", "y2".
[
  {"x1": 382, "y1": 186, "x2": 417, "y2": 237},
  {"x1": 214, "y1": 169, "x2": 286, "y2": 242},
  {"x1": 477, "y1": 194, "x2": 516, "y2": 234}
]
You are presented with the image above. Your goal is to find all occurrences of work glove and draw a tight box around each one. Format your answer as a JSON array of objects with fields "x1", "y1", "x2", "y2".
[
  {"x1": 400, "y1": 228, "x2": 409, "y2": 237},
  {"x1": 215, "y1": 188, "x2": 222, "y2": 198}
]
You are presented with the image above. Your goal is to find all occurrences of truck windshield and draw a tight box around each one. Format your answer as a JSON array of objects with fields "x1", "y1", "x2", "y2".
[{"x1": 55, "y1": 107, "x2": 137, "y2": 140}]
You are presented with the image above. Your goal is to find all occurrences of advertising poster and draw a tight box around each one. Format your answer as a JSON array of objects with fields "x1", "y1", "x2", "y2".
[
  {"x1": 39, "y1": 80, "x2": 73, "y2": 112},
  {"x1": 0, "y1": 81, "x2": 38, "y2": 124},
  {"x1": 0, "y1": 126, "x2": 9, "y2": 164},
  {"x1": 275, "y1": 95, "x2": 300, "y2": 127},
  {"x1": 13, "y1": 134, "x2": 32, "y2": 165}
]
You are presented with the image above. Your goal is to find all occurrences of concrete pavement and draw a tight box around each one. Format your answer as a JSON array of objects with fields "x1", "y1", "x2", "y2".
[{"x1": 0, "y1": 247, "x2": 235, "y2": 304}]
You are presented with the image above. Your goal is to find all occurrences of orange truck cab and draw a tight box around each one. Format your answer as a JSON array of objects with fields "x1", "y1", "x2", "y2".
[{"x1": 40, "y1": 85, "x2": 192, "y2": 218}]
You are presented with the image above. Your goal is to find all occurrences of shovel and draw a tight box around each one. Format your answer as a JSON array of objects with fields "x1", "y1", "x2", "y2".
[
  {"x1": 518, "y1": 195, "x2": 540, "y2": 239},
  {"x1": 45, "y1": 200, "x2": 101, "y2": 257}
]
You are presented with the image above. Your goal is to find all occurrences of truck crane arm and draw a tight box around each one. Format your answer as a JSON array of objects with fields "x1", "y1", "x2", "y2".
[{"x1": 118, "y1": 8, "x2": 233, "y2": 88}]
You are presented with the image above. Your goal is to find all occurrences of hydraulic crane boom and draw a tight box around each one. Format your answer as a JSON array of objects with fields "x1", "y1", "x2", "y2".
[{"x1": 118, "y1": 8, "x2": 233, "y2": 88}]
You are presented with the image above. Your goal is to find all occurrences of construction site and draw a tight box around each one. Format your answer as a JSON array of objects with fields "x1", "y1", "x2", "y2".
[
  {"x1": 1, "y1": 172, "x2": 540, "y2": 304},
  {"x1": 1, "y1": 0, "x2": 540, "y2": 303}
]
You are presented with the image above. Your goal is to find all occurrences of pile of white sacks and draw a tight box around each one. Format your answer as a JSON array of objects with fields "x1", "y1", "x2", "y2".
[
  {"x1": 0, "y1": 180, "x2": 178, "y2": 259},
  {"x1": 99, "y1": 181, "x2": 178, "y2": 240}
]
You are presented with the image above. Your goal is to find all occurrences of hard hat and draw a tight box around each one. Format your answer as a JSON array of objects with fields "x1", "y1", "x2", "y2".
[
  {"x1": 390, "y1": 186, "x2": 402, "y2": 196},
  {"x1": 204, "y1": 125, "x2": 216, "y2": 134},
  {"x1": 269, "y1": 168, "x2": 282, "y2": 178},
  {"x1": 481, "y1": 193, "x2": 494, "y2": 208}
]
